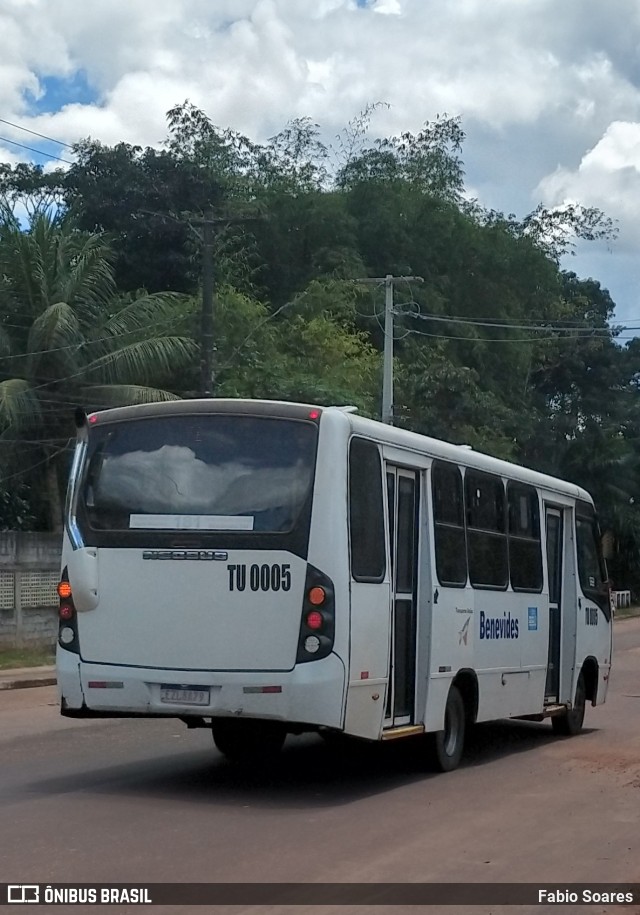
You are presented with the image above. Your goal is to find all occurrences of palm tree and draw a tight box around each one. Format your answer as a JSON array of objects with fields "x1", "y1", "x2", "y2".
[{"x1": 0, "y1": 207, "x2": 198, "y2": 530}]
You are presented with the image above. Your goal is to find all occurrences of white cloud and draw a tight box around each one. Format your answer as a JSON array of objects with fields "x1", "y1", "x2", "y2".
[
  {"x1": 2, "y1": 0, "x2": 636, "y2": 146},
  {"x1": 0, "y1": 144, "x2": 22, "y2": 168},
  {"x1": 3, "y1": 0, "x2": 640, "y2": 320},
  {"x1": 538, "y1": 121, "x2": 640, "y2": 249},
  {"x1": 372, "y1": 0, "x2": 402, "y2": 14}
]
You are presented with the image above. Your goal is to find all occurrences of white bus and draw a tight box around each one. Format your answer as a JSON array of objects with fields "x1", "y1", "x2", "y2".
[{"x1": 57, "y1": 399, "x2": 613, "y2": 771}]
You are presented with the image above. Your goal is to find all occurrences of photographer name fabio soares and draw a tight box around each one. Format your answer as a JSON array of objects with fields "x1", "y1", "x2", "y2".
[{"x1": 539, "y1": 889, "x2": 635, "y2": 904}]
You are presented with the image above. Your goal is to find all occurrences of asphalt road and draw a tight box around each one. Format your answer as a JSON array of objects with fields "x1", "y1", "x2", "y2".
[{"x1": 1, "y1": 618, "x2": 639, "y2": 915}]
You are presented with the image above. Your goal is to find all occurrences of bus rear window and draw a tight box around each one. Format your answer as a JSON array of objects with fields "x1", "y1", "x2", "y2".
[{"x1": 82, "y1": 415, "x2": 317, "y2": 533}]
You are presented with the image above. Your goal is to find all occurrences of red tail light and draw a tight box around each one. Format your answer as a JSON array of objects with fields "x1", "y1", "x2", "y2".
[
  {"x1": 59, "y1": 604, "x2": 74, "y2": 621},
  {"x1": 306, "y1": 610, "x2": 323, "y2": 630}
]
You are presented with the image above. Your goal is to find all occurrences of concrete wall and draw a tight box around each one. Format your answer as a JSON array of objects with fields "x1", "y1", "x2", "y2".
[{"x1": 0, "y1": 532, "x2": 62, "y2": 648}]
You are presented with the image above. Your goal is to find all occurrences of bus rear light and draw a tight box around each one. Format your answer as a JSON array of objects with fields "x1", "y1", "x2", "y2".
[
  {"x1": 59, "y1": 626, "x2": 75, "y2": 645},
  {"x1": 308, "y1": 409, "x2": 321, "y2": 420},
  {"x1": 297, "y1": 564, "x2": 335, "y2": 664},
  {"x1": 57, "y1": 581, "x2": 72, "y2": 599},
  {"x1": 306, "y1": 610, "x2": 324, "y2": 630},
  {"x1": 308, "y1": 586, "x2": 326, "y2": 606},
  {"x1": 57, "y1": 566, "x2": 80, "y2": 654}
]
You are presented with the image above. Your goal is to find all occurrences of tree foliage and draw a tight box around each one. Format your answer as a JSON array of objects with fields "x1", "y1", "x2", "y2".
[
  {"x1": 0, "y1": 209, "x2": 197, "y2": 529},
  {"x1": 1, "y1": 102, "x2": 638, "y2": 592}
]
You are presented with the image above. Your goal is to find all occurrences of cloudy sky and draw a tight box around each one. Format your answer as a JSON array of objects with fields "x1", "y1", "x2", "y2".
[{"x1": 2, "y1": 0, "x2": 640, "y2": 334}]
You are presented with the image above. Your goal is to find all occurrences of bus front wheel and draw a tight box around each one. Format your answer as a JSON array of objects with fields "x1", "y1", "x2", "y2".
[
  {"x1": 432, "y1": 685, "x2": 466, "y2": 772},
  {"x1": 212, "y1": 719, "x2": 286, "y2": 763},
  {"x1": 552, "y1": 672, "x2": 586, "y2": 736}
]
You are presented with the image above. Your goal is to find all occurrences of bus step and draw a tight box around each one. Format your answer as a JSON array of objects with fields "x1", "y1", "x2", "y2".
[
  {"x1": 516, "y1": 704, "x2": 566, "y2": 722},
  {"x1": 541, "y1": 704, "x2": 566, "y2": 717},
  {"x1": 381, "y1": 724, "x2": 425, "y2": 741}
]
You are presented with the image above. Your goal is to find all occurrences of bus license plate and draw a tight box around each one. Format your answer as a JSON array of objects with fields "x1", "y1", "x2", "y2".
[{"x1": 160, "y1": 685, "x2": 210, "y2": 706}]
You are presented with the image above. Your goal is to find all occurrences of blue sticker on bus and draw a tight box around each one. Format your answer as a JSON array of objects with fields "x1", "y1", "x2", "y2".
[{"x1": 528, "y1": 607, "x2": 538, "y2": 631}]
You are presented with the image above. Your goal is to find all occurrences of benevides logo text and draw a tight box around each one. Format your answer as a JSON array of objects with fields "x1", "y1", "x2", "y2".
[{"x1": 479, "y1": 610, "x2": 519, "y2": 639}]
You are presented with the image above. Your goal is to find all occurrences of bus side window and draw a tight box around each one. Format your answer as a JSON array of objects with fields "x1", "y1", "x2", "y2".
[
  {"x1": 465, "y1": 471, "x2": 508, "y2": 590},
  {"x1": 575, "y1": 503, "x2": 610, "y2": 616},
  {"x1": 432, "y1": 461, "x2": 467, "y2": 588},
  {"x1": 508, "y1": 483, "x2": 543, "y2": 592},
  {"x1": 349, "y1": 439, "x2": 386, "y2": 583}
]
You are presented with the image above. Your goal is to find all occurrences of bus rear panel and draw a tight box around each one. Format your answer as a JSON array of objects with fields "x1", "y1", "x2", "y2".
[{"x1": 57, "y1": 401, "x2": 347, "y2": 731}]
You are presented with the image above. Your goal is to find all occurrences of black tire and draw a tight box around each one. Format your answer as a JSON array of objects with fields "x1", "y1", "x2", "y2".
[
  {"x1": 212, "y1": 719, "x2": 286, "y2": 763},
  {"x1": 432, "y1": 685, "x2": 466, "y2": 772},
  {"x1": 552, "y1": 672, "x2": 586, "y2": 736}
]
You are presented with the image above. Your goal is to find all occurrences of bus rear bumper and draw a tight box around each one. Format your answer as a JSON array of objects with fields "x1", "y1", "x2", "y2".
[
  {"x1": 57, "y1": 646, "x2": 83, "y2": 709},
  {"x1": 58, "y1": 650, "x2": 346, "y2": 730}
]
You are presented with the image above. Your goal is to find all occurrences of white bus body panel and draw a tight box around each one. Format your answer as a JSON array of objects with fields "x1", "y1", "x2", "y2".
[
  {"x1": 58, "y1": 643, "x2": 345, "y2": 727},
  {"x1": 304, "y1": 410, "x2": 351, "y2": 729},
  {"x1": 344, "y1": 581, "x2": 391, "y2": 738},
  {"x1": 66, "y1": 547, "x2": 308, "y2": 671}
]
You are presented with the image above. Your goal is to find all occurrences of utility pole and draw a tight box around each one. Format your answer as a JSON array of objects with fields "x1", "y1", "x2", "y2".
[
  {"x1": 193, "y1": 210, "x2": 256, "y2": 398},
  {"x1": 357, "y1": 274, "x2": 423, "y2": 425},
  {"x1": 141, "y1": 207, "x2": 260, "y2": 398},
  {"x1": 199, "y1": 212, "x2": 215, "y2": 397}
]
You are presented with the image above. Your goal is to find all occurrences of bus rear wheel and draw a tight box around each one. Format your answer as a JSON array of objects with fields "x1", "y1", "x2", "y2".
[
  {"x1": 432, "y1": 685, "x2": 466, "y2": 772},
  {"x1": 212, "y1": 719, "x2": 286, "y2": 763},
  {"x1": 552, "y1": 672, "x2": 586, "y2": 736}
]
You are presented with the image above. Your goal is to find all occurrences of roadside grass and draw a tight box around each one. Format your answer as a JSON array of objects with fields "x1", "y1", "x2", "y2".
[
  {"x1": 0, "y1": 646, "x2": 55, "y2": 670},
  {"x1": 614, "y1": 603, "x2": 640, "y2": 621}
]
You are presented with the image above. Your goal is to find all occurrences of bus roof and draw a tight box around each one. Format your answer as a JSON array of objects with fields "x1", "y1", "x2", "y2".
[
  {"x1": 80, "y1": 398, "x2": 594, "y2": 506},
  {"x1": 344, "y1": 410, "x2": 593, "y2": 505}
]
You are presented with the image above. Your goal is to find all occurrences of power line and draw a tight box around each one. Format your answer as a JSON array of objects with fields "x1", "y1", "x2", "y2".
[
  {"x1": 0, "y1": 445, "x2": 69, "y2": 485},
  {"x1": 403, "y1": 308, "x2": 621, "y2": 327},
  {"x1": 405, "y1": 327, "x2": 617, "y2": 344},
  {"x1": 0, "y1": 436, "x2": 71, "y2": 445},
  {"x1": 0, "y1": 117, "x2": 74, "y2": 150},
  {"x1": 399, "y1": 310, "x2": 615, "y2": 336},
  {"x1": 0, "y1": 392, "x2": 184, "y2": 418},
  {"x1": 0, "y1": 135, "x2": 74, "y2": 166},
  {"x1": 0, "y1": 313, "x2": 188, "y2": 361}
]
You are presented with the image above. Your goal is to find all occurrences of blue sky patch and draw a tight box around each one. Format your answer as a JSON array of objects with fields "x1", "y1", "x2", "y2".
[{"x1": 27, "y1": 70, "x2": 98, "y2": 115}]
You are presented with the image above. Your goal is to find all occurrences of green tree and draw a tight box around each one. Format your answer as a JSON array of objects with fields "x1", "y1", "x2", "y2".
[
  {"x1": 0, "y1": 208, "x2": 197, "y2": 530},
  {"x1": 64, "y1": 139, "x2": 224, "y2": 294},
  {"x1": 210, "y1": 280, "x2": 381, "y2": 415}
]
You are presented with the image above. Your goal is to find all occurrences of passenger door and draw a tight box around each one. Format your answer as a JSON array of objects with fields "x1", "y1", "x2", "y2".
[
  {"x1": 545, "y1": 507, "x2": 563, "y2": 700},
  {"x1": 385, "y1": 467, "x2": 419, "y2": 727}
]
